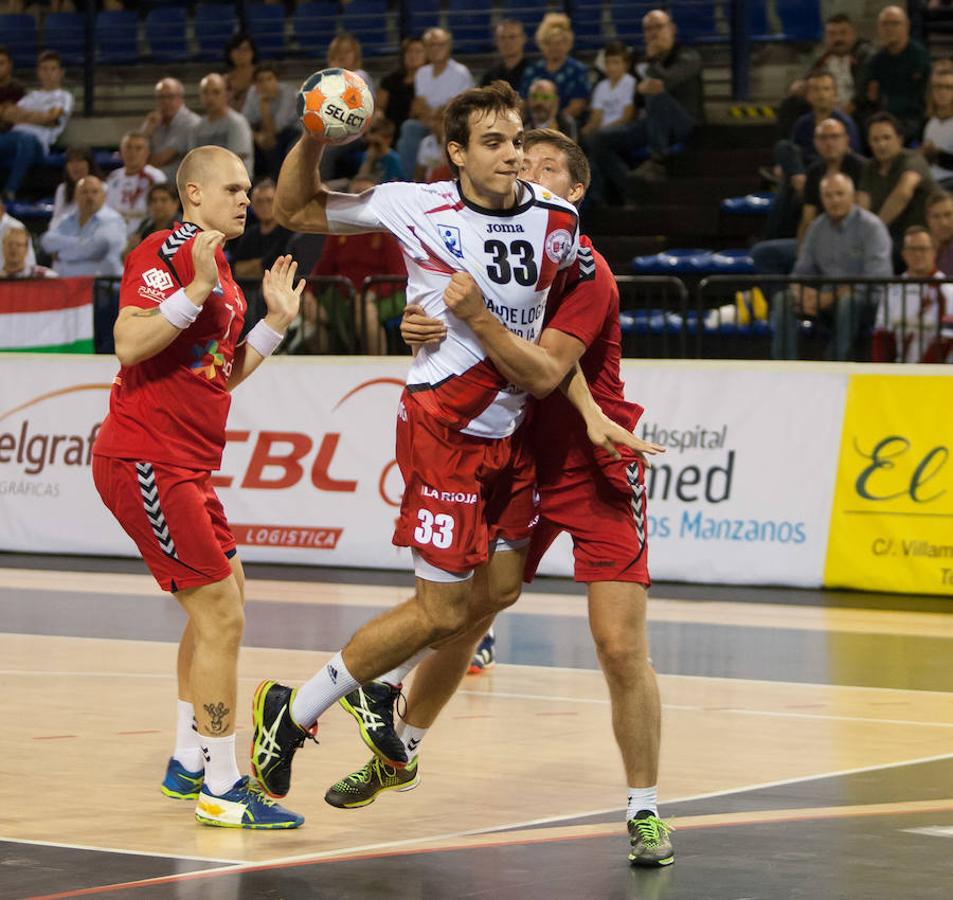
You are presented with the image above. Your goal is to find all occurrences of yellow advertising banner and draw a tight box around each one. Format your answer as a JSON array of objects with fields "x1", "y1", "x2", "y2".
[{"x1": 825, "y1": 374, "x2": 953, "y2": 596}]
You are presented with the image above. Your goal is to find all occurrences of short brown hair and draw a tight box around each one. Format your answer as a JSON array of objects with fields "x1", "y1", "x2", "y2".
[
  {"x1": 523, "y1": 128, "x2": 591, "y2": 193},
  {"x1": 444, "y1": 80, "x2": 522, "y2": 177},
  {"x1": 903, "y1": 225, "x2": 933, "y2": 245},
  {"x1": 927, "y1": 190, "x2": 953, "y2": 211}
]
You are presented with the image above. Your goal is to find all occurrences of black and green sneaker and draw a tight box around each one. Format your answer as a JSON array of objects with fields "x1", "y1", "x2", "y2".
[
  {"x1": 250, "y1": 680, "x2": 317, "y2": 798},
  {"x1": 325, "y1": 756, "x2": 420, "y2": 809},
  {"x1": 627, "y1": 811, "x2": 675, "y2": 866},
  {"x1": 338, "y1": 681, "x2": 408, "y2": 767}
]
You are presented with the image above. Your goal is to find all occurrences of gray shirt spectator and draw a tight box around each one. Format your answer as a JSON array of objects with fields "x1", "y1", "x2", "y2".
[
  {"x1": 190, "y1": 74, "x2": 253, "y2": 176},
  {"x1": 242, "y1": 75, "x2": 298, "y2": 134},
  {"x1": 141, "y1": 78, "x2": 201, "y2": 184},
  {"x1": 793, "y1": 206, "x2": 893, "y2": 279}
]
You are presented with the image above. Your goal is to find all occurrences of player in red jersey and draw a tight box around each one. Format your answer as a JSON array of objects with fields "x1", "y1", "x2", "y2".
[
  {"x1": 92, "y1": 145, "x2": 305, "y2": 830},
  {"x1": 325, "y1": 130, "x2": 674, "y2": 868}
]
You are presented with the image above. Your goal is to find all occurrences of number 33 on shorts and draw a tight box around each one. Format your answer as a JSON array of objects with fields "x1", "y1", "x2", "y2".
[{"x1": 414, "y1": 510, "x2": 455, "y2": 549}]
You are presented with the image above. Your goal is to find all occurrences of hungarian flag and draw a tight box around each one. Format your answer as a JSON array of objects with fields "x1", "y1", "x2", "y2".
[{"x1": 0, "y1": 276, "x2": 95, "y2": 352}]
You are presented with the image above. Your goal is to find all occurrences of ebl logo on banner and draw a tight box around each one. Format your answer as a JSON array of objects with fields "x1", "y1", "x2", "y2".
[{"x1": 825, "y1": 375, "x2": 953, "y2": 595}]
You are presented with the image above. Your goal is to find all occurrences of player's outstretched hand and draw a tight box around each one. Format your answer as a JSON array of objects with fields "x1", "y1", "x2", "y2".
[
  {"x1": 443, "y1": 271, "x2": 486, "y2": 321},
  {"x1": 401, "y1": 303, "x2": 446, "y2": 348},
  {"x1": 190, "y1": 229, "x2": 225, "y2": 300},
  {"x1": 587, "y1": 410, "x2": 665, "y2": 465},
  {"x1": 262, "y1": 254, "x2": 305, "y2": 332}
]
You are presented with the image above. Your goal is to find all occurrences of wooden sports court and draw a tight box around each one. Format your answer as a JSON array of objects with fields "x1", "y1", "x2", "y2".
[{"x1": 1, "y1": 553, "x2": 953, "y2": 899}]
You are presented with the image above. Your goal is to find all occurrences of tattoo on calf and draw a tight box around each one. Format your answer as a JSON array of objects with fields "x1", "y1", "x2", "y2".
[{"x1": 203, "y1": 701, "x2": 231, "y2": 734}]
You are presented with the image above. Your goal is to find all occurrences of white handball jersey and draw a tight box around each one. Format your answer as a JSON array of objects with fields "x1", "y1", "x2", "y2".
[
  {"x1": 105, "y1": 165, "x2": 167, "y2": 237},
  {"x1": 325, "y1": 179, "x2": 579, "y2": 438}
]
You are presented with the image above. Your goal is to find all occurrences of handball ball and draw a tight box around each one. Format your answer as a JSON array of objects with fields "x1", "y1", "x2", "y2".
[{"x1": 298, "y1": 68, "x2": 374, "y2": 145}]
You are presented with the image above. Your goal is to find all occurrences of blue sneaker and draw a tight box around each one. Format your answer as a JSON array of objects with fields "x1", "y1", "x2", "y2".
[
  {"x1": 160, "y1": 757, "x2": 204, "y2": 800},
  {"x1": 467, "y1": 630, "x2": 496, "y2": 674},
  {"x1": 195, "y1": 776, "x2": 304, "y2": 829}
]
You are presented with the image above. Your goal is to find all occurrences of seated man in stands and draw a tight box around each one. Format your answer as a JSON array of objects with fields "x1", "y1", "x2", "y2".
[
  {"x1": 926, "y1": 189, "x2": 953, "y2": 274},
  {"x1": 230, "y1": 178, "x2": 291, "y2": 280},
  {"x1": 40, "y1": 175, "x2": 126, "y2": 277},
  {"x1": 873, "y1": 225, "x2": 953, "y2": 363},
  {"x1": 105, "y1": 130, "x2": 167, "y2": 239},
  {"x1": 124, "y1": 182, "x2": 180, "y2": 257},
  {"x1": 190, "y1": 73, "x2": 254, "y2": 176},
  {"x1": 523, "y1": 78, "x2": 577, "y2": 142},
  {"x1": 856, "y1": 6, "x2": 930, "y2": 142},
  {"x1": 772, "y1": 172, "x2": 892, "y2": 360},
  {"x1": 141, "y1": 77, "x2": 200, "y2": 185},
  {"x1": 588, "y1": 8, "x2": 702, "y2": 199},
  {"x1": 243, "y1": 63, "x2": 300, "y2": 181},
  {"x1": 753, "y1": 118, "x2": 867, "y2": 277},
  {"x1": 858, "y1": 112, "x2": 936, "y2": 249},
  {"x1": 480, "y1": 20, "x2": 528, "y2": 92},
  {"x1": 0, "y1": 50, "x2": 73, "y2": 201},
  {"x1": 0, "y1": 227, "x2": 55, "y2": 279}
]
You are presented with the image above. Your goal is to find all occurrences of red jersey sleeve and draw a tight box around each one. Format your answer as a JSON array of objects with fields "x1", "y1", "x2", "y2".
[
  {"x1": 543, "y1": 243, "x2": 613, "y2": 349},
  {"x1": 119, "y1": 224, "x2": 197, "y2": 311}
]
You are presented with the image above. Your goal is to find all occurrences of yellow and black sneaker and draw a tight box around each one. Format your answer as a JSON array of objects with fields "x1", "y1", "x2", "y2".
[
  {"x1": 339, "y1": 681, "x2": 408, "y2": 767},
  {"x1": 250, "y1": 680, "x2": 317, "y2": 798},
  {"x1": 324, "y1": 756, "x2": 420, "y2": 809},
  {"x1": 627, "y1": 811, "x2": 675, "y2": 866}
]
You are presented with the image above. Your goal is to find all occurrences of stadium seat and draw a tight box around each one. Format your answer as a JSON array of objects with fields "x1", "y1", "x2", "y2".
[
  {"x1": 145, "y1": 6, "x2": 188, "y2": 63},
  {"x1": 668, "y1": 2, "x2": 718, "y2": 43},
  {"x1": 571, "y1": 3, "x2": 605, "y2": 49},
  {"x1": 0, "y1": 14, "x2": 37, "y2": 70},
  {"x1": 705, "y1": 249, "x2": 756, "y2": 274},
  {"x1": 632, "y1": 248, "x2": 712, "y2": 275},
  {"x1": 778, "y1": 0, "x2": 822, "y2": 42},
  {"x1": 500, "y1": 0, "x2": 552, "y2": 35},
  {"x1": 719, "y1": 192, "x2": 774, "y2": 215},
  {"x1": 342, "y1": 0, "x2": 390, "y2": 56},
  {"x1": 96, "y1": 10, "x2": 139, "y2": 66},
  {"x1": 247, "y1": 3, "x2": 285, "y2": 60},
  {"x1": 405, "y1": 0, "x2": 441, "y2": 38},
  {"x1": 293, "y1": 2, "x2": 336, "y2": 56},
  {"x1": 43, "y1": 12, "x2": 85, "y2": 67},
  {"x1": 448, "y1": 0, "x2": 493, "y2": 54},
  {"x1": 195, "y1": 3, "x2": 236, "y2": 61}
]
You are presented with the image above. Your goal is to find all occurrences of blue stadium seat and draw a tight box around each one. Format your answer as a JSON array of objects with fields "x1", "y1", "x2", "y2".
[
  {"x1": 704, "y1": 249, "x2": 756, "y2": 274},
  {"x1": 720, "y1": 192, "x2": 774, "y2": 215},
  {"x1": 405, "y1": 0, "x2": 441, "y2": 37},
  {"x1": 96, "y1": 10, "x2": 139, "y2": 65},
  {"x1": 195, "y1": 3, "x2": 236, "y2": 61},
  {"x1": 668, "y1": 2, "x2": 718, "y2": 43},
  {"x1": 632, "y1": 248, "x2": 712, "y2": 275},
  {"x1": 342, "y1": 0, "x2": 390, "y2": 56},
  {"x1": 778, "y1": 0, "x2": 822, "y2": 42},
  {"x1": 145, "y1": 6, "x2": 188, "y2": 63},
  {"x1": 448, "y1": 0, "x2": 493, "y2": 54},
  {"x1": 43, "y1": 12, "x2": 85, "y2": 66},
  {"x1": 0, "y1": 14, "x2": 37, "y2": 70},
  {"x1": 571, "y1": 3, "x2": 605, "y2": 49},
  {"x1": 293, "y1": 2, "x2": 335, "y2": 56},
  {"x1": 500, "y1": 0, "x2": 552, "y2": 35},
  {"x1": 247, "y1": 3, "x2": 285, "y2": 59}
]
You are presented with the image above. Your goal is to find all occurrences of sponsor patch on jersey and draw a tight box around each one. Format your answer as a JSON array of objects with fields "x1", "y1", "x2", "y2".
[
  {"x1": 545, "y1": 228, "x2": 572, "y2": 263},
  {"x1": 137, "y1": 285, "x2": 168, "y2": 303},
  {"x1": 436, "y1": 223, "x2": 464, "y2": 259},
  {"x1": 142, "y1": 266, "x2": 175, "y2": 292}
]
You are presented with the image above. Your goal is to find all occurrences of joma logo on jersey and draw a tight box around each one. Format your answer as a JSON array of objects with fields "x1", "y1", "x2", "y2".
[
  {"x1": 436, "y1": 224, "x2": 464, "y2": 258},
  {"x1": 486, "y1": 223, "x2": 524, "y2": 233},
  {"x1": 420, "y1": 485, "x2": 477, "y2": 504},
  {"x1": 142, "y1": 267, "x2": 174, "y2": 292}
]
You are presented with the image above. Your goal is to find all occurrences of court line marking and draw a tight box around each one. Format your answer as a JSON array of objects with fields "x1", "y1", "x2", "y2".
[{"x1": 0, "y1": 836, "x2": 243, "y2": 865}]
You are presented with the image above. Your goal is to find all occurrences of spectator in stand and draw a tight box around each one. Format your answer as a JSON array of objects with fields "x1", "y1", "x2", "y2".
[
  {"x1": 581, "y1": 41, "x2": 636, "y2": 141},
  {"x1": 396, "y1": 27, "x2": 474, "y2": 179},
  {"x1": 522, "y1": 78, "x2": 577, "y2": 141},
  {"x1": 224, "y1": 33, "x2": 258, "y2": 112},
  {"x1": 519, "y1": 14, "x2": 589, "y2": 122},
  {"x1": 0, "y1": 46, "x2": 25, "y2": 133},
  {"x1": 124, "y1": 182, "x2": 180, "y2": 258},
  {"x1": 920, "y1": 62, "x2": 953, "y2": 190},
  {"x1": 857, "y1": 5, "x2": 930, "y2": 142},
  {"x1": 0, "y1": 227, "x2": 55, "y2": 278},
  {"x1": 414, "y1": 105, "x2": 450, "y2": 183},
  {"x1": 243, "y1": 63, "x2": 300, "y2": 180},
  {"x1": 230, "y1": 178, "x2": 291, "y2": 280},
  {"x1": 858, "y1": 112, "x2": 936, "y2": 249},
  {"x1": 0, "y1": 50, "x2": 73, "y2": 201},
  {"x1": 0, "y1": 196, "x2": 35, "y2": 271},
  {"x1": 356, "y1": 118, "x2": 405, "y2": 183},
  {"x1": 377, "y1": 37, "x2": 426, "y2": 140},
  {"x1": 190, "y1": 73, "x2": 254, "y2": 177},
  {"x1": 773, "y1": 172, "x2": 893, "y2": 360},
  {"x1": 872, "y1": 224, "x2": 953, "y2": 362},
  {"x1": 588, "y1": 9, "x2": 702, "y2": 198},
  {"x1": 105, "y1": 130, "x2": 167, "y2": 239},
  {"x1": 775, "y1": 13, "x2": 872, "y2": 135},
  {"x1": 51, "y1": 147, "x2": 100, "y2": 229},
  {"x1": 40, "y1": 175, "x2": 126, "y2": 277},
  {"x1": 328, "y1": 33, "x2": 374, "y2": 92},
  {"x1": 753, "y1": 117, "x2": 867, "y2": 277},
  {"x1": 141, "y1": 78, "x2": 200, "y2": 185},
  {"x1": 480, "y1": 20, "x2": 528, "y2": 92},
  {"x1": 307, "y1": 174, "x2": 407, "y2": 354},
  {"x1": 926, "y1": 189, "x2": 953, "y2": 273}
]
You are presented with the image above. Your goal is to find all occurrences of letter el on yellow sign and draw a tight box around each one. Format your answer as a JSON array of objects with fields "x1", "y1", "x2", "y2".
[{"x1": 825, "y1": 375, "x2": 953, "y2": 596}]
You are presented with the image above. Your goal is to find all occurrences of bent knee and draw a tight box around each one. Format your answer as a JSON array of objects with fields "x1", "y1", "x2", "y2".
[{"x1": 595, "y1": 641, "x2": 650, "y2": 679}]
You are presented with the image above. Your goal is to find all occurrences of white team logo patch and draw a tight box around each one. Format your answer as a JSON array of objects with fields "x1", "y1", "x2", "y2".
[
  {"x1": 545, "y1": 229, "x2": 572, "y2": 263},
  {"x1": 142, "y1": 267, "x2": 174, "y2": 292},
  {"x1": 437, "y1": 223, "x2": 464, "y2": 259}
]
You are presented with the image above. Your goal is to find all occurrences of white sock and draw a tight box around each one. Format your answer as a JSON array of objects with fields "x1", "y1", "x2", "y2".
[
  {"x1": 173, "y1": 699, "x2": 204, "y2": 772},
  {"x1": 377, "y1": 646, "x2": 435, "y2": 688},
  {"x1": 291, "y1": 651, "x2": 360, "y2": 727},
  {"x1": 199, "y1": 733, "x2": 241, "y2": 796},
  {"x1": 396, "y1": 717, "x2": 428, "y2": 760},
  {"x1": 627, "y1": 785, "x2": 659, "y2": 819}
]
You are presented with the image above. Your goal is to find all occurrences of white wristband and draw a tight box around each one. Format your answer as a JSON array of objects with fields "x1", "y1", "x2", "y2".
[
  {"x1": 246, "y1": 319, "x2": 284, "y2": 357},
  {"x1": 158, "y1": 288, "x2": 201, "y2": 330}
]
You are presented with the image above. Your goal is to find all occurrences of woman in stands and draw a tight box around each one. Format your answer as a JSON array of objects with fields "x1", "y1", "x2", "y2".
[
  {"x1": 519, "y1": 13, "x2": 590, "y2": 124},
  {"x1": 224, "y1": 33, "x2": 258, "y2": 112},
  {"x1": 51, "y1": 146, "x2": 100, "y2": 229},
  {"x1": 376, "y1": 37, "x2": 427, "y2": 141}
]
